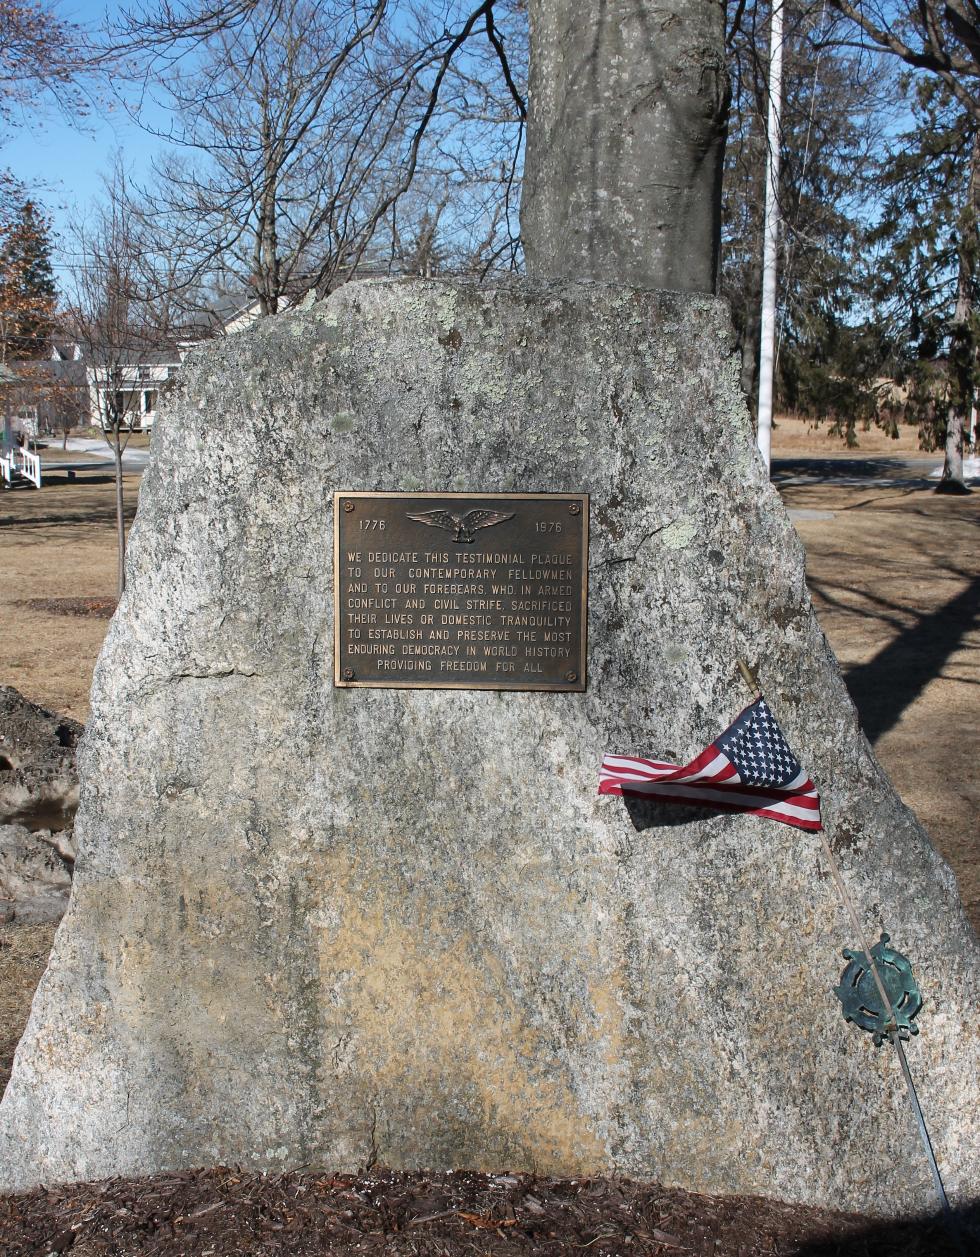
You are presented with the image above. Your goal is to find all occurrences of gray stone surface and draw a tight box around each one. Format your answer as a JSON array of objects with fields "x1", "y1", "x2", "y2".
[
  {"x1": 0, "y1": 824, "x2": 73, "y2": 924},
  {"x1": 1, "y1": 280, "x2": 977, "y2": 1213}
]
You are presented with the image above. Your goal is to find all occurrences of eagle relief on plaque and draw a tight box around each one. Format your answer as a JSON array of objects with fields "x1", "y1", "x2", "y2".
[{"x1": 334, "y1": 492, "x2": 588, "y2": 691}]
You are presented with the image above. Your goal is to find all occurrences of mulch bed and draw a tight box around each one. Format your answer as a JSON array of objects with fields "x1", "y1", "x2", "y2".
[
  {"x1": 0, "y1": 1166, "x2": 974, "y2": 1257},
  {"x1": 20, "y1": 597, "x2": 118, "y2": 621}
]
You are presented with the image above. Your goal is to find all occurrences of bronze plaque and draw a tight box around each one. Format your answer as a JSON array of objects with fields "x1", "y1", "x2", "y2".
[{"x1": 334, "y1": 492, "x2": 588, "y2": 691}]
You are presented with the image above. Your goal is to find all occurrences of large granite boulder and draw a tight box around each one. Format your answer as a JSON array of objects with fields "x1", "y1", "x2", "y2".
[{"x1": 1, "y1": 280, "x2": 976, "y2": 1213}]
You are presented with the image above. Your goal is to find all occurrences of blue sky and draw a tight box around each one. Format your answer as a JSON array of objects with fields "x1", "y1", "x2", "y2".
[
  {"x1": 1, "y1": 2, "x2": 174, "y2": 277},
  {"x1": 3, "y1": 110, "x2": 165, "y2": 246}
]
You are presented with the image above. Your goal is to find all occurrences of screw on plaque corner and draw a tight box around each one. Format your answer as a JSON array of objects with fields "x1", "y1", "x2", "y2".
[
  {"x1": 343, "y1": 501, "x2": 355, "y2": 513},
  {"x1": 568, "y1": 502, "x2": 581, "y2": 515},
  {"x1": 342, "y1": 668, "x2": 355, "y2": 681},
  {"x1": 565, "y1": 670, "x2": 578, "y2": 683}
]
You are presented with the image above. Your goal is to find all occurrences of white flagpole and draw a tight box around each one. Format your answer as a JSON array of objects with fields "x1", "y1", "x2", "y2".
[{"x1": 757, "y1": 0, "x2": 784, "y2": 473}]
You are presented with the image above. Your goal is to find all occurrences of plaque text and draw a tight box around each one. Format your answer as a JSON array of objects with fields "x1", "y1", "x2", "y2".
[{"x1": 334, "y1": 492, "x2": 588, "y2": 691}]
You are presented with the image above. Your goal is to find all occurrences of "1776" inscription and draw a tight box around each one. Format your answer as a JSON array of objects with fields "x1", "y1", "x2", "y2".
[{"x1": 334, "y1": 492, "x2": 588, "y2": 691}]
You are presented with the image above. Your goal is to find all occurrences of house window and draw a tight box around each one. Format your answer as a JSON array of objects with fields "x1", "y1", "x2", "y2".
[{"x1": 143, "y1": 390, "x2": 157, "y2": 412}]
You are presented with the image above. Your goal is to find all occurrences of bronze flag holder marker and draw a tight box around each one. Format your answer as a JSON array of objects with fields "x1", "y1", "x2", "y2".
[{"x1": 736, "y1": 660, "x2": 963, "y2": 1249}]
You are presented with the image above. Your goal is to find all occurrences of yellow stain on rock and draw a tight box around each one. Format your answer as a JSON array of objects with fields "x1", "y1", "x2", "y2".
[{"x1": 315, "y1": 892, "x2": 613, "y2": 1174}]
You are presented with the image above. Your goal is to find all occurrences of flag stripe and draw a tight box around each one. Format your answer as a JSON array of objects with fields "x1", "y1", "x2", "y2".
[
  {"x1": 599, "y1": 779, "x2": 819, "y2": 814},
  {"x1": 600, "y1": 750, "x2": 738, "y2": 785},
  {"x1": 599, "y1": 780, "x2": 822, "y2": 831},
  {"x1": 599, "y1": 771, "x2": 819, "y2": 808},
  {"x1": 599, "y1": 697, "x2": 822, "y2": 832}
]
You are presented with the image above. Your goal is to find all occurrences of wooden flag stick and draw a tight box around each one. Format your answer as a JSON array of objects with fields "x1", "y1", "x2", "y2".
[
  {"x1": 736, "y1": 658, "x2": 761, "y2": 699},
  {"x1": 734, "y1": 660, "x2": 958, "y2": 1236}
]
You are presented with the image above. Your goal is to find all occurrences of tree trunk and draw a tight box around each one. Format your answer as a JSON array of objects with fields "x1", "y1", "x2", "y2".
[
  {"x1": 939, "y1": 387, "x2": 969, "y2": 493},
  {"x1": 521, "y1": 0, "x2": 729, "y2": 292},
  {"x1": 113, "y1": 431, "x2": 126, "y2": 595},
  {"x1": 740, "y1": 247, "x2": 764, "y2": 418},
  {"x1": 255, "y1": 96, "x2": 282, "y2": 317},
  {"x1": 937, "y1": 128, "x2": 980, "y2": 494}
]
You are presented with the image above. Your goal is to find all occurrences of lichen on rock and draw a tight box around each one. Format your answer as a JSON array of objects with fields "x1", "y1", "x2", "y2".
[{"x1": 0, "y1": 280, "x2": 977, "y2": 1216}]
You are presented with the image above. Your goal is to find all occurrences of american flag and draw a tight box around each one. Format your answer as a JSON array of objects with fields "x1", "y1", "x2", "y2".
[{"x1": 599, "y1": 698, "x2": 822, "y2": 831}]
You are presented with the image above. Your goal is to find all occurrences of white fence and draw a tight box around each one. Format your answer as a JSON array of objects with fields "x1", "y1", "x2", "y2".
[{"x1": 0, "y1": 446, "x2": 42, "y2": 488}]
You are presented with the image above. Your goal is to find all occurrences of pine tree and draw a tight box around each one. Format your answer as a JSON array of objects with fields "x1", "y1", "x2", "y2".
[
  {"x1": 871, "y1": 75, "x2": 979, "y2": 489},
  {"x1": 0, "y1": 190, "x2": 57, "y2": 361},
  {"x1": 723, "y1": 2, "x2": 887, "y2": 427}
]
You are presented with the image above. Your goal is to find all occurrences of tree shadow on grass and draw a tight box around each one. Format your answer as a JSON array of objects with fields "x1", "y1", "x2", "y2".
[
  {"x1": 814, "y1": 572, "x2": 980, "y2": 744},
  {"x1": 0, "y1": 475, "x2": 138, "y2": 531},
  {"x1": 772, "y1": 455, "x2": 937, "y2": 487},
  {"x1": 0, "y1": 506, "x2": 128, "y2": 530}
]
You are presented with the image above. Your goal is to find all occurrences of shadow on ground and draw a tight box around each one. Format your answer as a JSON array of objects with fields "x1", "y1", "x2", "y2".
[
  {"x1": 0, "y1": 476, "x2": 138, "y2": 532},
  {"x1": 843, "y1": 574, "x2": 980, "y2": 743},
  {"x1": 794, "y1": 1202, "x2": 979, "y2": 1256},
  {"x1": 808, "y1": 569, "x2": 980, "y2": 744},
  {"x1": 772, "y1": 456, "x2": 938, "y2": 486}
]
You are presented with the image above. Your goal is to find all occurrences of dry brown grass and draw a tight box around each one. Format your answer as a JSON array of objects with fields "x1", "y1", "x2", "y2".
[
  {"x1": 0, "y1": 922, "x2": 57, "y2": 1095},
  {"x1": 782, "y1": 480, "x2": 980, "y2": 930},
  {"x1": 0, "y1": 471, "x2": 138, "y2": 721},
  {"x1": 771, "y1": 413, "x2": 928, "y2": 456}
]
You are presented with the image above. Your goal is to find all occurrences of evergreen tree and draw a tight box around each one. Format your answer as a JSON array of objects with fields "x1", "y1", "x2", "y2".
[
  {"x1": 723, "y1": 1, "x2": 888, "y2": 426},
  {"x1": 870, "y1": 75, "x2": 979, "y2": 488},
  {"x1": 0, "y1": 190, "x2": 57, "y2": 361}
]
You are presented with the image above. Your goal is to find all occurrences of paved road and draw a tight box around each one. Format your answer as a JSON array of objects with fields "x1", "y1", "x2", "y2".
[
  {"x1": 60, "y1": 437, "x2": 151, "y2": 473},
  {"x1": 771, "y1": 454, "x2": 965, "y2": 488},
  {"x1": 41, "y1": 445, "x2": 976, "y2": 488}
]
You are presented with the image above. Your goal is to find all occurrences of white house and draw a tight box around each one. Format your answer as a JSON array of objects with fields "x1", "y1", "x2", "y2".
[
  {"x1": 84, "y1": 350, "x2": 183, "y2": 433},
  {"x1": 10, "y1": 289, "x2": 315, "y2": 438},
  {"x1": 82, "y1": 294, "x2": 296, "y2": 431}
]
